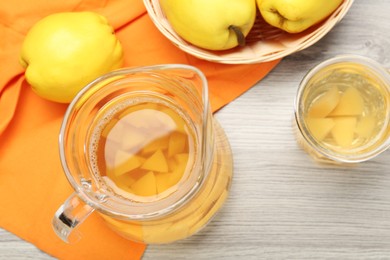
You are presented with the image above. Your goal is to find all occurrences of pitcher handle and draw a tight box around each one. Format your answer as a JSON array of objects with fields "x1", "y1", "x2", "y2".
[{"x1": 52, "y1": 192, "x2": 95, "y2": 243}]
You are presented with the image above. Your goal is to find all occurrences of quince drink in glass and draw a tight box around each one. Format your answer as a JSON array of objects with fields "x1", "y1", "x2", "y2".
[{"x1": 294, "y1": 55, "x2": 390, "y2": 164}]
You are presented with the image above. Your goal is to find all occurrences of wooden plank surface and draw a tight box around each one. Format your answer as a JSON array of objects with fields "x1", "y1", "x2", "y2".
[{"x1": 2, "y1": 1, "x2": 390, "y2": 259}]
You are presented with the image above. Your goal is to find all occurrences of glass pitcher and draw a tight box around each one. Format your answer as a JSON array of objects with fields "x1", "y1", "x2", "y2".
[{"x1": 52, "y1": 64, "x2": 233, "y2": 244}]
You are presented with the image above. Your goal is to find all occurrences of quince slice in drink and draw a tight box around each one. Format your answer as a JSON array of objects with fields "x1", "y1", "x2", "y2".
[
  {"x1": 171, "y1": 153, "x2": 189, "y2": 184},
  {"x1": 112, "y1": 150, "x2": 144, "y2": 176},
  {"x1": 308, "y1": 86, "x2": 340, "y2": 118},
  {"x1": 141, "y1": 149, "x2": 169, "y2": 173},
  {"x1": 355, "y1": 116, "x2": 376, "y2": 138},
  {"x1": 154, "y1": 172, "x2": 173, "y2": 194},
  {"x1": 115, "y1": 174, "x2": 137, "y2": 188},
  {"x1": 143, "y1": 220, "x2": 190, "y2": 244},
  {"x1": 155, "y1": 153, "x2": 189, "y2": 193},
  {"x1": 131, "y1": 171, "x2": 157, "y2": 196},
  {"x1": 168, "y1": 132, "x2": 187, "y2": 157},
  {"x1": 331, "y1": 117, "x2": 357, "y2": 148},
  {"x1": 142, "y1": 135, "x2": 170, "y2": 155},
  {"x1": 305, "y1": 117, "x2": 335, "y2": 141},
  {"x1": 142, "y1": 221, "x2": 172, "y2": 243},
  {"x1": 173, "y1": 153, "x2": 189, "y2": 172},
  {"x1": 189, "y1": 189, "x2": 228, "y2": 235},
  {"x1": 115, "y1": 183, "x2": 135, "y2": 194},
  {"x1": 329, "y1": 87, "x2": 364, "y2": 116}
]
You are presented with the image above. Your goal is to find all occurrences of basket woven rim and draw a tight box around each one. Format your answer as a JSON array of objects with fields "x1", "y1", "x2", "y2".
[{"x1": 144, "y1": 0, "x2": 355, "y2": 64}]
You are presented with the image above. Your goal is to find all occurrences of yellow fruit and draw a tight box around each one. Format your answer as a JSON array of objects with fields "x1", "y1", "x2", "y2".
[
  {"x1": 329, "y1": 87, "x2": 365, "y2": 116},
  {"x1": 168, "y1": 132, "x2": 187, "y2": 157},
  {"x1": 257, "y1": 0, "x2": 343, "y2": 33},
  {"x1": 112, "y1": 150, "x2": 144, "y2": 176},
  {"x1": 306, "y1": 117, "x2": 335, "y2": 141},
  {"x1": 142, "y1": 136, "x2": 170, "y2": 155},
  {"x1": 131, "y1": 171, "x2": 157, "y2": 196},
  {"x1": 154, "y1": 172, "x2": 173, "y2": 194},
  {"x1": 355, "y1": 116, "x2": 376, "y2": 138},
  {"x1": 141, "y1": 149, "x2": 169, "y2": 173},
  {"x1": 20, "y1": 11, "x2": 123, "y2": 103},
  {"x1": 189, "y1": 189, "x2": 228, "y2": 235},
  {"x1": 160, "y1": 0, "x2": 256, "y2": 50},
  {"x1": 308, "y1": 86, "x2": 340, "y2": 118},
  {"x1": 331, "y1": 117, "x2": 357, "y2": 148}
]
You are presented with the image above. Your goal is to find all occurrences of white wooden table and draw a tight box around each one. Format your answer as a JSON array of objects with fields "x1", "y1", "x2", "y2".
[{"x1": 2, "y1": 1, "x2": 390, "y2": 259}]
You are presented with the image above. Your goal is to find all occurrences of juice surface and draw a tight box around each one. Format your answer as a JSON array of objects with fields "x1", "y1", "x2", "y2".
[{"x1": 96, "y1": 102, "x2": 193, "y2": 197}]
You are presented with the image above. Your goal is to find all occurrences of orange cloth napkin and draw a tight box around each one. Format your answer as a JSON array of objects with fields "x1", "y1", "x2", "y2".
[{"x1": 0, "y1": 0, "x2": 280, "y2": 259}]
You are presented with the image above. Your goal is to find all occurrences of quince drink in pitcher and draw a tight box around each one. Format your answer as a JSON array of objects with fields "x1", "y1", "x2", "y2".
[{"x1": 52, "y1": 65, "x2": 233, "y2": 244}]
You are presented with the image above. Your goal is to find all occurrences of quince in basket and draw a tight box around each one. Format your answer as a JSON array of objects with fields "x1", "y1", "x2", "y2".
[
  {"x1": 256, "y1": 0, "x2": 344, "y2": 33},
  {"x1": 20, "y1": 12, "x2": 123, "y2": 103},
  {"x1": 160, "y1": 0, "x2": 256, "y2": 51}
]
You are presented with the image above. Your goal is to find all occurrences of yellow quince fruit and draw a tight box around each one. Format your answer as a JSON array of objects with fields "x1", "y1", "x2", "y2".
[
  {"x1": 256, "y1": 0, "x2": 344, "y2": 33},
  {"x1": 160, "y1": 0, "x2": 256, "y2": 50},
  {"x1": 20, "y1": 11, "x2": 123, "y2": 103}
]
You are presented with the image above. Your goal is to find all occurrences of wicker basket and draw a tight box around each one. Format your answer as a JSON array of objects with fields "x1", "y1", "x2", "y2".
[{"x1": 144, "y1": 0, "x2": 354, "y2": 64}]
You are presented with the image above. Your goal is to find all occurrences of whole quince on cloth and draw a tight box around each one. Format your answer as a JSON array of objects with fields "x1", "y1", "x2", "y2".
[
  {"x1": 160, "y1": 0, "x2": 257, "y2": 51},
  {"x1": 256, "y1": 0, "x2": 344, "y2": 33},
  {"x1": 20, "y1": 11, "x2": 123, "y2": 103}
]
